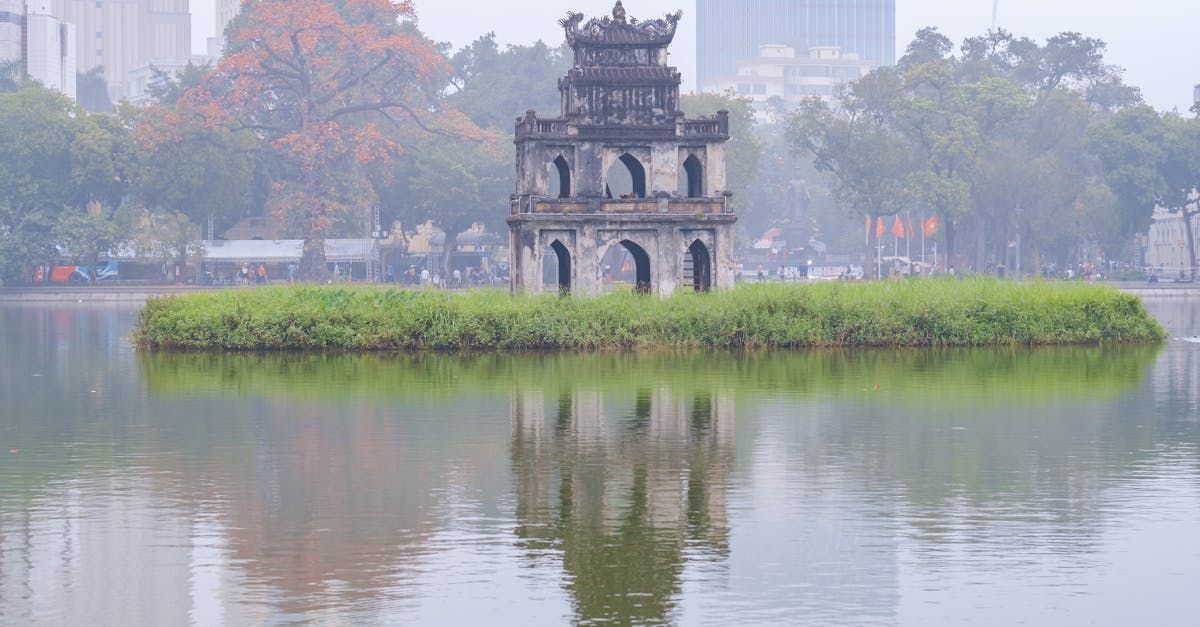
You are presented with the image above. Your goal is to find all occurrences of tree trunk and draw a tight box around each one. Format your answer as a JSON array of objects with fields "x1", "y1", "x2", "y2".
[
  {"x1": 88, "y1": 252, "x2": 101, "y2": 285},
  {"x1": 944, "y1": 214, "x2": 957, "y2": 273},
  {"x1": 1184, "y1": 209, "x2": 1198, "y2": 281},
  {"x1": 442, "y1": 230, "x2": 458, "y2": 283},
  {"x1": 299, "y1": 238, "x2": 330, "y2": 282}
]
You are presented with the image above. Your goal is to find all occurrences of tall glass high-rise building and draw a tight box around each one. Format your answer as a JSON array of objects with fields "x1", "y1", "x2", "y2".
[{"x1": 697, "y1": 0, "x2": 896, "y2": 88}]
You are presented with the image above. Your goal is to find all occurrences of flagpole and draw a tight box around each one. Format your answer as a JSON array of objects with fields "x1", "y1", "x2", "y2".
[
  {"x1": 906, "y1": 211, "x2": 911, "y2": 260},
  {"x1": 921, "y1": 212, "x2": 926, "y2": 263}
]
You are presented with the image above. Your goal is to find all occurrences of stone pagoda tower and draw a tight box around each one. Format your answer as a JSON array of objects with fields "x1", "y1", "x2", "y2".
[{"x1": 509, "y1": 2, "x2": 737, "y2": 297}]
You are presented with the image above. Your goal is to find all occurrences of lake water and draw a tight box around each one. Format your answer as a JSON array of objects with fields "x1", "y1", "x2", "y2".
[{"x1": 1, "y1": 299, "x2": 1197, "y2": 625}]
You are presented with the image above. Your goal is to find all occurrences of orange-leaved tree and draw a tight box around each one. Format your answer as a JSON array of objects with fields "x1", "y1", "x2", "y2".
[{"x1": 180, "y1": 0, "x2": 482, "y2": 278}]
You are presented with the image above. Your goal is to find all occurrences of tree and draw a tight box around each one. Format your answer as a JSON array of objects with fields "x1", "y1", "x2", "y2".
[
  {"x1": 179, "y1": 0, "x2": 482, "y2": 279},
  {"x1": 145, "y1": 61, "x2": 212, "y2": 106},
  {"x1": 1158, "y1": 115, "x2": 1200, "y2": 280},
  {"x1": 76, "y1": 67, "x2": 113, "y2": 113},
  {"x1": 0, "y1": 87, "x2": 82, "y2": 282},
  {"x1": 448, "y1": 35, "x2": 571, "y2": 130},
  {"x1": 378, "y1": 130, "x2": 510, "y2": 275},
  {"x1": 0, "y1": 85, "x2": 136, "y2": 283},
  {"x1": 124, "y1": 208, "x2": 204, "y2": 280},
  {"x1": 127, "y1": 103, "x2": 255, "y2": 239},
  {"x1": 0, "y1": 59, "x2": 22, "y2": 93},
  {"x1": 53, "y1": 211, "x2": 121, "y2": 283},
  {"x1": 788, "y1": 70, "x2": 916, "y2": 277},
  {"x1": 1088, "y1": 106, "x2": 1170, "y2": 247}
]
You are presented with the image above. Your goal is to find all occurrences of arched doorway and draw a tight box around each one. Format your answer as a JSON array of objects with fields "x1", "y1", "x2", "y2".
[
  {"x1": 686, "y1": 239, "x2": 712, "y2": 292},
  {"x1": 682, "y1": 154, "x2": 703, "y2": 198},
  {"x1": 604, "y1": 153, "x2": 647, "y2": 199},
  {"x1": 599, "y1": 239, "x2": 652, "y2": 294},
  {"x1": 548, "y1": 155, "x2": 571, "y2": 198},
  {"x1": 543, "y1": 240, "x2": 572, "y2": 294},
  {"x1": 622, "y1": 239, "x2": 651, "y2": 294}
]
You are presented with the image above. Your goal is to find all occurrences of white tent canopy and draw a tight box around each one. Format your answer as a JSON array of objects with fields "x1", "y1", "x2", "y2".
[{"x1": 199, "y1": 239, "x2": 378, "y2": 264}]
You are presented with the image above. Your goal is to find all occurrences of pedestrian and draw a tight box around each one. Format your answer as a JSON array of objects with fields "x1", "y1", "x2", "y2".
[
  {"x1": 288, "y1": 262, "x2": 297, "y2": 283},
  {"x1": 240, "y1": 263, "x2": 250, "y2": 285},
  {"x1": 257, "y1": 263, "x2": 268, "y2": 285},
  {"x1": 452, "y1": 268, "x2": 462, "y2": 288}
]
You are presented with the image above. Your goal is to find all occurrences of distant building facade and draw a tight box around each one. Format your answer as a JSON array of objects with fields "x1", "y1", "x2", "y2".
[
  {"x1": 0, "y1": 1, "x2": 76, "y2": 99},
  {"x1": 49, "y1": 0, "x2": 190, "y2": 101},
  {"x1": 697, "y1": 0, "x2": 895, "y2": 94},
  {"x1": 1145, "y1": 204, "x2": 1199, "y2": 277},
  {"x1": 25, "y1": 2, "x2": 75, "y2": 97},
  {"x1": 0, "y1": 1, "x2": 21, "y2": 65},
  {"x1": 703, "y1": 44, "x2": 872, "y2": 115},
  {"x1": 215, "y1": 0, "x2": 239, "y2": 44}
]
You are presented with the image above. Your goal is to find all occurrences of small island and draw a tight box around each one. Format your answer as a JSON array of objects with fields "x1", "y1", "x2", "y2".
[{"x1": 133, "y1": 280, "x2": 1165, "y2": 351}]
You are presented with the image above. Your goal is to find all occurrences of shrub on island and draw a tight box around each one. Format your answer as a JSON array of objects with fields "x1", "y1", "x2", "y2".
[{"x1": 133, "y1": 280, "x2": 1166, "y2": 351}]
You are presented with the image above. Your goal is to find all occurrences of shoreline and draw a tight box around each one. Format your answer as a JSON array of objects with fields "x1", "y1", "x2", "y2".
[{"x1": 2, "y1": 282, "x2": 1196, "y2": 303}]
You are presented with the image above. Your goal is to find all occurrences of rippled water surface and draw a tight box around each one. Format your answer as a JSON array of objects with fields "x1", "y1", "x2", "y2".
[{"x1": 1, "y1": 299, "x2": 1198, "y2": 625}]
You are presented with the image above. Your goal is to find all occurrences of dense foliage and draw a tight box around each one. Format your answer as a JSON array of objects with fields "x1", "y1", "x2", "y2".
[
  {"x1": 1, "y1": 5, "x2": 1196, "y2": 285},
  {"x1": 786, "y1": 28, "x2": 1197, "y2": 276},
  {"x1": 134, "y1": 281, "x2": 1164, "y2": 351}
]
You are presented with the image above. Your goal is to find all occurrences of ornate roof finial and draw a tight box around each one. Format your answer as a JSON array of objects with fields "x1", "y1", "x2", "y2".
[{"x1": 613, "y1": 1, "x2": 627, "y2": 25}]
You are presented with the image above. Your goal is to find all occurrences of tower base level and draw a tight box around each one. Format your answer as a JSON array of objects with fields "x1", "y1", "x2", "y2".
[{"x1": 508, "y1": 213, "x2": 738, "y2": 298}]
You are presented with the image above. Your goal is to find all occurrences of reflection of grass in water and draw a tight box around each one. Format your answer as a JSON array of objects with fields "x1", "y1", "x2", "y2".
[
  {"x1": 139, "y1": 344, "x2": 1160, "y2": 407},
  {"x1": 134, "y1": 280, "x2": 1166, "y2": 350}
]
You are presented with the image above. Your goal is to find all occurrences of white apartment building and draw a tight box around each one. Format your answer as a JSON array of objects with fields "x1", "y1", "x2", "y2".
[
  {"x1": 50, "y1": 0, "x2": 190, "y2": 101},
  {"x1": 0, "y1": 1, "x2": 76, "y2": 99},
  {"x1": 0, "y1": 0, "x2": 21, "y2": 65},
  {"x1": 701, "y1": 44, "x2": 873, "y2": 118},
  {"x1": 25, "y1": 2, "x2": 75, "y2": 98}
]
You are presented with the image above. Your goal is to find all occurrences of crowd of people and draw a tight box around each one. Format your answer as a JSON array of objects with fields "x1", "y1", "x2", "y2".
[{"x1": 387, "y1": 264, "x2": 502, "y2": 289}]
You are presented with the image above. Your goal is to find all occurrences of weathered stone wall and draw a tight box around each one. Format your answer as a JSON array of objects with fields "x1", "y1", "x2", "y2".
[{"x1": 508, "y1": 213, "x2": 737, "y2": 297}]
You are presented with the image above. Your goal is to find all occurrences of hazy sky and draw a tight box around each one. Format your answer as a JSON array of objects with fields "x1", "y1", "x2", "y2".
[{"x1": 189, "y1": 0, "x2": 1200, "y2": 112}]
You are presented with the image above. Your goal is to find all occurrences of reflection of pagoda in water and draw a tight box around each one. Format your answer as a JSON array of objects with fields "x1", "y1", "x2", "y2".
[{"x1": 510, "y1": 384, "x2": 735, "y2": 624}]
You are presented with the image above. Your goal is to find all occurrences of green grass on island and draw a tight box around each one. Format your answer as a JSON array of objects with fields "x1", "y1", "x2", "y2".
[{"x1": 133, "y1": 280, "x2": 1166, "y2": 351}]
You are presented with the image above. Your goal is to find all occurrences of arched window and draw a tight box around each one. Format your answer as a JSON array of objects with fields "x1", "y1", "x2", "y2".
[
  {"x1": 682, "y1": 154, "x2": 703, "y2": 198},
  {"x1": 686, "y1": 239, "x2": 712, "y2": 292},
  {"x1": 604, "y1": 153, "x2": 647, "y2": 199},
  {"x1": 548, "y1": 155, "x2": 571, "y2": 199},
  {"x1": 543, "y1": 240, "x2": 572, "y2": 294}
]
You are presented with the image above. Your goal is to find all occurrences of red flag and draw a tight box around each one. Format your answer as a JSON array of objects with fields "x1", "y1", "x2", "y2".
[
  {"x1": 865, "y1": 215, "x2": 871, "y2": 236},
  {"x1": 923, "y1": 214, "x2": 940, "y2": 237},
  {"x1": 907, "y1": 211, "x2": 915, "y2": 238},
  {"x1": 892, "y1": 215, "x2": 906, "y2": 239},
  {"x1": 876, "y1": 217, "x2": 885, "y2": 239}
]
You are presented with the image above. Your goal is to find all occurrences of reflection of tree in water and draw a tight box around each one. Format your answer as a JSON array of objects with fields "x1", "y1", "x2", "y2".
[{"x1": 511, "y1": 385, "x2": 734, "y2": 625}]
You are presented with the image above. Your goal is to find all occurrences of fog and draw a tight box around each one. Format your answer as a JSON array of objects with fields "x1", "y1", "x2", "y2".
[{"x1": 189, "y1": 0, "x2": 1198, "y2": 112}]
